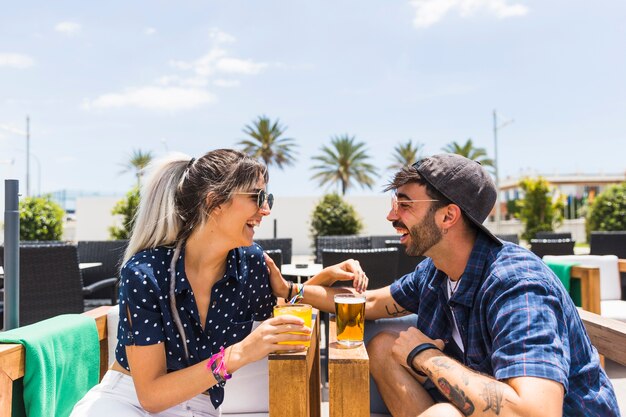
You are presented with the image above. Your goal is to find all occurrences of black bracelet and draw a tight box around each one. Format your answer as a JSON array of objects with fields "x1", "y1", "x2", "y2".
[
  {"x1": 406, "y1": 343, "x2": 440, "y2": 377},
  {"x1": 211, "y1": 359, "x2": 227, "y2": 387},
  {"x1": 285, "y1": 280, "x2": 294, "y2": 302}
]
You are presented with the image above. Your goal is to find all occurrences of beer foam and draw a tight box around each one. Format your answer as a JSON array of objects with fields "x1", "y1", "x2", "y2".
[{"x1": 334, "y1": 296, "x2": 365, "y2": 304}]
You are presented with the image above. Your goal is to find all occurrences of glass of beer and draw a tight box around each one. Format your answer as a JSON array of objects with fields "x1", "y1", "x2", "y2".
[
  {"x1": 273, "y1": 304, "x2": 312, "y2": 350},
  {"x1": 334, "y1": 294, "x2": 366, "y2": 347}
]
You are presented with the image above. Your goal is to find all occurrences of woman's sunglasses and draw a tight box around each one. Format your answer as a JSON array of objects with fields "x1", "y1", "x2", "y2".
[{"x1": 236, "y1": 190, "x2": 274, "y2": 210}]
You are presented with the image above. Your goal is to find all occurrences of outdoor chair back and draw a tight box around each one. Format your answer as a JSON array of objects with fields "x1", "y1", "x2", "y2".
[
  {"x1": 530, "y1": 238, "x2": 575, "y2": 258},
  {"x1": 253, "y1": 238, "x2": 292, "y2": 264},
  {"x1": 315, "y1": 235, "x2": 372, "y2": 264},
  {"x1": 590, "y1": 231, "x2": 626, "y2": 299},
  {"x1": 495, "y1": 234, "x2": 520, "y2": 245},
  {"x1": 536, "y1": 231, "x2": 573, "y2": 240},
  {"x1": 384, "y1": 240, "x2": 426, "y2": 276},
  {"x1": 77, "y1": 240, "x2": 127, "y2": 302},
  {"x1": 321, "y1": 247, "x2": 399, "y2": 290},
  {"x1": 370, "y1": 235, "x2": 400, "y2": 249},
  {"x1": 263, "y1": 249, "x2": 283, "y2": 270},
  {"x1": 0, "y1": 244, "x2": 84, "y2": 326}
]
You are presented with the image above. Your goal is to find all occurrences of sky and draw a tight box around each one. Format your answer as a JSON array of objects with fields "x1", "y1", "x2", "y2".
[{"x1": 1, "y1": 0, "x2": 625, "y2": 201}]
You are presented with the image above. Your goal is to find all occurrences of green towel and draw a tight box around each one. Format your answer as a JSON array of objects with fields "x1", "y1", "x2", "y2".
[
  {"x1": 545, "y1": 260, "x2": 582, "y2": 307},
  {"x1": 0, "y1": 314, "x2": 100, "y2": 417}
]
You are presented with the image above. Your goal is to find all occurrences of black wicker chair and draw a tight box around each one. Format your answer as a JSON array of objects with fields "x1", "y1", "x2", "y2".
[
  {"x1": 263, "y1": 249, "x2": 283, "y2": 270},
  {"x1": 315, "y1": 235, "x2": 372, "y2": 264},
  {"x1": 535, "y1": 232, "x2": 572, "y2": 240},
  {"x1": 77, "y1": 240, "x2": 127, "y2": 303},
  {"x1": 370, "y1": 235, "x2": 400, "y2": 249},
  {"x1": 590, "y1": 231, "x2": 626, "y2": 258},
  {"x1": 530, "y1": 238, "x2": 575, "y2": 258},
  {"x1": 590, "y1": 231, "x2": 626, "y2": 300},
  {"x1": 384, "y1": 240, "x2": 426, "y2": 276},
  {"x1": 253, "y1": 238, "x2": 292, "y2": 264},
  {"x1": 0, "y1": 244, "x2": 117, "y2": 326},
  {"x1": 495, "y1": 234, "x2": 520, "y2": 245},
  {"x1": 319, "y1": 247, "x2": 399, "y2": 385}
]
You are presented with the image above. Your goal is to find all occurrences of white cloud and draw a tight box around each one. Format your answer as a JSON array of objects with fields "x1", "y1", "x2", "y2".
[
  {"x1": 0, "y1": 53, "x2": 35, "y2": 69},
  {"x1": 208, "y1": 28, "x2": 236, "y2": 44},
  {"x1": 216, "y1": 57, "x2": 268, "y2": 75},
  {"x1": 55, "y1": 21, "x2": 82, "y2": 35},
  {"x1": 409, "y1": 0, "x2": 528, "y2": 28},
  {"x1": 0, "y1": 123, "x2": 26, "y2": 136},
  {"x1": 213, "y1": 79, "x2": 241, "y2": 88},
  {"x1": 83, "y1": 86, "x2": 216, "y2": 111},
  {"x1": 144, "y1": 27, "x2": 157, "y2": 36}
]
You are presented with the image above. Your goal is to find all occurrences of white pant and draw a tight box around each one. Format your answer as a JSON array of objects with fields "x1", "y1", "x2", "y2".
[{"x1": 70, "y1": 370, "x2": 221, "y2": 417}]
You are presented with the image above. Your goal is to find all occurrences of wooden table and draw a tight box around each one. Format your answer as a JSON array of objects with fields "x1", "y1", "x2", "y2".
[
  {"x1": 268, "y1": 309, "x2": 321, "y2": 417},
  {"x1": 328, "y1": 317, "x2": 370, "y2": 417}
]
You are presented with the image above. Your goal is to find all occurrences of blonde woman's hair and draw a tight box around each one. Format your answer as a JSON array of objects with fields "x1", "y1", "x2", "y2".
[{"x1": 123, "y1": 149, "x2": 268, "y2": 264}]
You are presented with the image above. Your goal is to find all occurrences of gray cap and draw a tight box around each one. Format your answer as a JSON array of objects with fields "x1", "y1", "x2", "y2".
[{"x1": 413, "y1": 153, "x2": 501, "y2": 246}]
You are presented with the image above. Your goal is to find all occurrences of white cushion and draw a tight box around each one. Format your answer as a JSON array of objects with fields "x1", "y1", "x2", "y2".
[
  {"x1": 107, "y1": 305, "x2": 119, "y2": 366},
  {"x1": 601, "y1": 300, "x2": 626, "y2": 322},
  {"x1": 543, "y1": 255, "x2": 622, "y2": 301},
  {"x1": 221, "y1": 321, "x2": 269, "y2": 414}
]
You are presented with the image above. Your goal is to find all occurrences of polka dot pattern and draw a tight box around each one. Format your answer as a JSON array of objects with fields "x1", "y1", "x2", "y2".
[{"x1": 115, "y1": 243, "x2": 275, "y2": 408}]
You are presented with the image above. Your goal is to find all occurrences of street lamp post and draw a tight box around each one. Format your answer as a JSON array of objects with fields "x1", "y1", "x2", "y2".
[
  {"x1": 26, "y1": 116, "x2": 30, "y2": 197},
  {"x1": 493, "y1": 109, "x2": 514, "y2": 232}
]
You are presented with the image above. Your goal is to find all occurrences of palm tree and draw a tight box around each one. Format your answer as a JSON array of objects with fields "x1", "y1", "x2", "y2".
[
  {"x1": 238, "y1": 116, "x2": 297, "y2": 169},
  {"x1": 388, "y1": 139, "x2": 424, "y2": 171},
  {"x1": 310, "y1": 134, "x2": 378, "y2": 195},
  {"x1": 120, "y1": 149, "x2": 153, "y2": 189},
  {"x1": 442, "y1": 138, "x2": 494, "y2": 169}
]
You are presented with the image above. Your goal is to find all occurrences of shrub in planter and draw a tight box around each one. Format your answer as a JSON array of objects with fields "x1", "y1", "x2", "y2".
[
  {"x1": 109, "y1": 187, "x2": 140, "y2": 240},
  {"x1": 310, "y1": 193, "x2": 362, "y2": 241},
  {"x1": 19, "y1": 196, "x2": 65, "y2": 241},
  {"x1": 516, "y1": 177, "x2": 564, "y2": 242},
  {"x1": 586, "y1": 182, "x2": 626, "y2": 238}
]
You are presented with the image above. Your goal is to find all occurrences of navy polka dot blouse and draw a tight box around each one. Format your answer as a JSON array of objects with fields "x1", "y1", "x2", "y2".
[{"x1": 115, "y1": 243, "x2": 275, "y2": 409}]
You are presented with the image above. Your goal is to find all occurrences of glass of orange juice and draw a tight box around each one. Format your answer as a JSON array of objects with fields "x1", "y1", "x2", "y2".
[{"x1": 273, "y1": 304, "x2": 312, "y2": 350}]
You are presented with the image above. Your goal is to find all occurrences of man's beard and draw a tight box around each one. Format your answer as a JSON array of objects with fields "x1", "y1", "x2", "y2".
[{"x1": 405, "y1": 210, "x2": 443, "y2": 257}]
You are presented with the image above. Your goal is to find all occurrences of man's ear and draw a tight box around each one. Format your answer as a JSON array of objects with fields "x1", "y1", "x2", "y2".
[{"x1": 441, "y1": 204, "x2": 463, "y2": 228}]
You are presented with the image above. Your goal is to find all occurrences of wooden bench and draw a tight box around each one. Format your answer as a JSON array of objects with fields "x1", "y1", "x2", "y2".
[{"x1": 0, "y1": 306, "x2": 321, "y2": 417}]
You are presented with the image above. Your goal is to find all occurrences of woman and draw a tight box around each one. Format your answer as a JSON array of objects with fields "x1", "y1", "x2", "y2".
[{"x1": 71, "y1": 149, "x2": 366, "y2": 416}]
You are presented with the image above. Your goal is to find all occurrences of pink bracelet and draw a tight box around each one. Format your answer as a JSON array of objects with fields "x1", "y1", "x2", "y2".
[{"x1": 206, "y1": 346, "x2": 232, "y2": 386}]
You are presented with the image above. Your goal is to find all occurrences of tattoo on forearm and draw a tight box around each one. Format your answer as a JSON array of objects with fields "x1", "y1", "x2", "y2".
[
  {"x1": 437, "y1": 378, "x2": 475, "y2": 416},
  {"x1": 461, "y1": 371, "x2": 470, "y2": 386},
  {"x1": 384, "y1": 303, "x2": 407, "y2": 317},
  {"x1": 480, "y1": 382, "x2": 504, "y2": 415}
]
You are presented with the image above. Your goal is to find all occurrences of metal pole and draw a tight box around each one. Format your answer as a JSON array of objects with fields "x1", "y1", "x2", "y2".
[
  {"x1": 4, "y1": 179, "x2": 20, "y2": 329},
  {"x1": 273, "y1": 219, "x2": 277, "y2": 239},
  {"x1": 26, "y1": 116, "x2": 30, "y2": 198},
  {"x1": 493, "y1": 109, "x2": 500, "y2": 232}
]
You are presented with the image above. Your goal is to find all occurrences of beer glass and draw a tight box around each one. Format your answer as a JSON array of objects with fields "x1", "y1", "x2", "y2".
[
  {"x1": 334, "y1": 294, "x2": 366, "y2": 347},
  {"x1": 273, "y1": 304, "x2": 312, "y2": 349}
]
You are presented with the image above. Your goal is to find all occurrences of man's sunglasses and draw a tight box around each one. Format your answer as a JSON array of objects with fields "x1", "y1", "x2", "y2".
[{"x1": 235, "y1": 190, "x2": 274, "y2": 210}]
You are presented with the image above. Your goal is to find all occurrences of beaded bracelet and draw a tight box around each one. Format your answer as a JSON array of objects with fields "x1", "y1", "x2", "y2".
[
  {"x1": 288, "y1": 283, "x2": 304, "y2": 304},
  {"x1": 206, "y1": 346, "x2": 232, "y2": 387},
  {"x1": 285, "y1": 280, "x2": 294, "y2": 302}
]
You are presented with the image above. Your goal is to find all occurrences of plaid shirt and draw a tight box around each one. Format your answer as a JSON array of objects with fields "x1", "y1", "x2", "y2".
[{"x1": 390, "y1": 233, "x2": 619, "y2": 416}]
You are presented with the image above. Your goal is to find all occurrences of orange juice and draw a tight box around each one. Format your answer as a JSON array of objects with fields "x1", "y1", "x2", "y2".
[{"x1": 273, "y1": 304, "x2": 312, "y2": 348}]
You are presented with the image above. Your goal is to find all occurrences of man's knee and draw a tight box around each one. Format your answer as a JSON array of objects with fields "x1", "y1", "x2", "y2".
[{"x1": 366, "y1": 331, "x2": 397, "y2": 364}]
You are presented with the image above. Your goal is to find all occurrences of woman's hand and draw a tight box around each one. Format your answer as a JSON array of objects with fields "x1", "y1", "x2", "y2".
[
  {"x1": 227, "y1": 315, "x2": 312, "y2": 370},
  {"x1": 306, "y1": 259, "x2": 368, "y2": 293},
  {"x1": 264, "y1": 252, "x2": 290, "y2": 299}
]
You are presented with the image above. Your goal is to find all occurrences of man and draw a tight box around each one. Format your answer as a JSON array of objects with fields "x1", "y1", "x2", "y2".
[{"x1": 290, "y1": 154, "x2": 618, "y2": 417}]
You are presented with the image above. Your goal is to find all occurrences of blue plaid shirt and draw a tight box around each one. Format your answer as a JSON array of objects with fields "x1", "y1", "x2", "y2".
[{"x1": 390, "y1": 233, "x2": 618, "y2": 416}]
